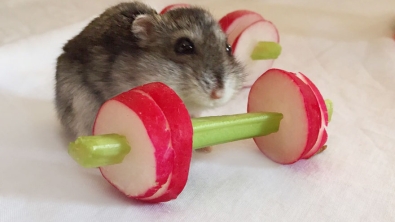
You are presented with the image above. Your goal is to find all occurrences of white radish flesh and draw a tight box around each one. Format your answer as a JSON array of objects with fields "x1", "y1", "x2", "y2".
[
  {"x1": 219, "y1": 10, "x2": 264, "y2": 45},
  {"x1": 233, "y1": 20, "x2": 280, "y2": 87}
]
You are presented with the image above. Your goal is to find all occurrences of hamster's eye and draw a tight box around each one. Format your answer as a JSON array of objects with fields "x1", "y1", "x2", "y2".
[
  {"x1": 175, "y1": 38, "x2": 195, "y2": 54},
  {"x1": 226, "y1": 44, "x2": 232, "y2": 56}
]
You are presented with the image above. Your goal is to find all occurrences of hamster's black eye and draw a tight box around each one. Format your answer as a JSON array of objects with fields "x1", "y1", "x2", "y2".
[
  {"x1": 175, "y1": 38, "x2": 195, "y2": 54},
  {"x1": 226, "y1": 44, "x2": 232, "y2": 56}
]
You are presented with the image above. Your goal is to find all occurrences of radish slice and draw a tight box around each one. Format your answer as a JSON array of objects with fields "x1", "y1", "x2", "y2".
[
  {"x1": 93, "y1": 89, "x2": 174, "y2": 199},
  {"x1": 247, "y1": 68, "x2": 321, "y2": 164},
  {"x1": 296, "y1": 73, "x2": 329, "y2": 125},
  {"x1": 295, "y1": 72, "x2": 329, "y2": 159},
  {"x1": 133, "y1": 82, "x2": 193, "y2": 202},
  {"x1": 159, "y1": 4, "x2": 190, "y2": 14},
  {"x1": 302, "y1": 128, "x2": 328, "y2": 159},
  {"x1": 301, "y1": 116, "x2": 328, "y2": 159},
  {"x1": 219, "y1": 10, "x2": 264, "y2": 45},
  {"x1": 233, "y1": 20, "x2": 280, "y2": 87}
]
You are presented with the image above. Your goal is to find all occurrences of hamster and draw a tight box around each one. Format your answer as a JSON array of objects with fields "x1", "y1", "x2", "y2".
[{"x1": 54, "y1": 1, "x2": 246, "y2": 140}]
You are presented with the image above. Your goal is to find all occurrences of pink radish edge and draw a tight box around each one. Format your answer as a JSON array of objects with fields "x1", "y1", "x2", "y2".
[
  {"x1": 295, "y1": 72, "x2": 329, "y2": 158},
  {"x1": 132, "y1": 82, "x2": 193, "y2": 202},
  {"x1": 296, "y1": 73, "x2": 329, "y2": 125}
]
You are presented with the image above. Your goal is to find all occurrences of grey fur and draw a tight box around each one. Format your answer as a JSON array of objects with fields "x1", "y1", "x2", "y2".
[{"x1": 55, "y1": 1, "x2": 246, "y2": 138}]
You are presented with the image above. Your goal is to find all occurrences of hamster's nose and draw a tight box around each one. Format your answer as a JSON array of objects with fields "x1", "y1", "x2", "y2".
[{"x1": 210, "y1": 89, "x2": 224, "y2": 100}]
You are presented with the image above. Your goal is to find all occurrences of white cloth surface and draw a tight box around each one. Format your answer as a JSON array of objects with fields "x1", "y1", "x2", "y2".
[{"x1": 1, "y1": 0, "x2": 395, "y2": 221}]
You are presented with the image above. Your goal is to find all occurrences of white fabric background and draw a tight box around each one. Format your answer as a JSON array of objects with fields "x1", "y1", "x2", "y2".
[{"x1": 1, "y1": 0, "x2": 395, "y2": 221}]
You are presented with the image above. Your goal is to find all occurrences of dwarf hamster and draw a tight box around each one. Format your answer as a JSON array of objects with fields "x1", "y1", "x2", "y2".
[{"x1": 55, "y1": 1, "x2": 246, "y2": 138}]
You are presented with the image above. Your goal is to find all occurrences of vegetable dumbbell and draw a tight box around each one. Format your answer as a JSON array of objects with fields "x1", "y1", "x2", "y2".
[
  {"x1": 68, "y1": 68, "x2": 332, "y2": 203},
  {"x1": 69, "y1": 82, "x2": 283, "y2": 203}
]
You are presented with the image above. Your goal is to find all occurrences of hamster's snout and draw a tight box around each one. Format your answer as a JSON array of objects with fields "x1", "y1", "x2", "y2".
[
  {"x1": 204, "y1": 76, "x2": 238, "y2": 107},
  {"x1": 210, "y1": 88, "x2": 224, "y2": 99}
]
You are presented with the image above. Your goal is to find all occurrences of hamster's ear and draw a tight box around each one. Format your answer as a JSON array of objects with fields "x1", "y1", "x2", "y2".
[{"x1": 132, "y1": 14, "x2": 156, "y2": 46}]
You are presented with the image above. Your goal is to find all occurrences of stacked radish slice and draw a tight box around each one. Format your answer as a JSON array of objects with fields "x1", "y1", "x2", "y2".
[
  {"x1": 219, "y1": 10, "x2": 280, "y2": 87},
  {"x1": 91, "y1": 83, "x2": 193, "y2": 202},
  {"x1": 69, "y1": 79, "x2": 283, "y2": 202},
  {"x1": 248, "y1": 69, "x2": 332, "y2": 164}
]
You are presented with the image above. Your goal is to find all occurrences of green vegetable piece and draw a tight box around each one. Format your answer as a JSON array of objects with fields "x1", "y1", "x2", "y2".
[
  {"x1": 68, "y1": 112, "x2": 283, "y2": 167},
  {"x1": 250, "y1": 41, "x2": 282, "y2": 60},
  {"x1": 68, "y1": 134, "x2": 131, "y2": 168},
  {"x1": 325, "y1": 99, "x2": 333, "y2": 122},
  {"x1": 192, "y1": 112, "x2": 283, "y2": 149}
]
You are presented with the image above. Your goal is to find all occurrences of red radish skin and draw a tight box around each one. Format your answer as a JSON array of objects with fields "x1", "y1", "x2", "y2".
[
  {"x1": 160, "y1": 4, "x2": 190, "y2": 14},
  {"x1": 247, "y1": 69, "x2": 321, "y2": 164},
  {"x1": 93, "y1": 89, "x2": 174, "y2": 199},
  {"x1": 219, "y1": 10, "x2": 265, "y2": 45},
  {"x1": 296, "y1": 73, "x2": 329, "y2": 125},
  {"x1": 302, "y1": 128, "x2": 328, "y2": 159},
  {"x1": 301, "y1": 114, "x2": 327, "y2": 159},
  {"x1": 133, "y1": 82, "x2": 193, "y2": 202},
  {"x1": 295, "y1": 72, "x2": 329, "y2": 158},
  {"x1": 138, "y1": 173, "x2": 172, "y2": 201},
  {"x1": 232, "y1": 20, "x2": 280, "y2": 87}
]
